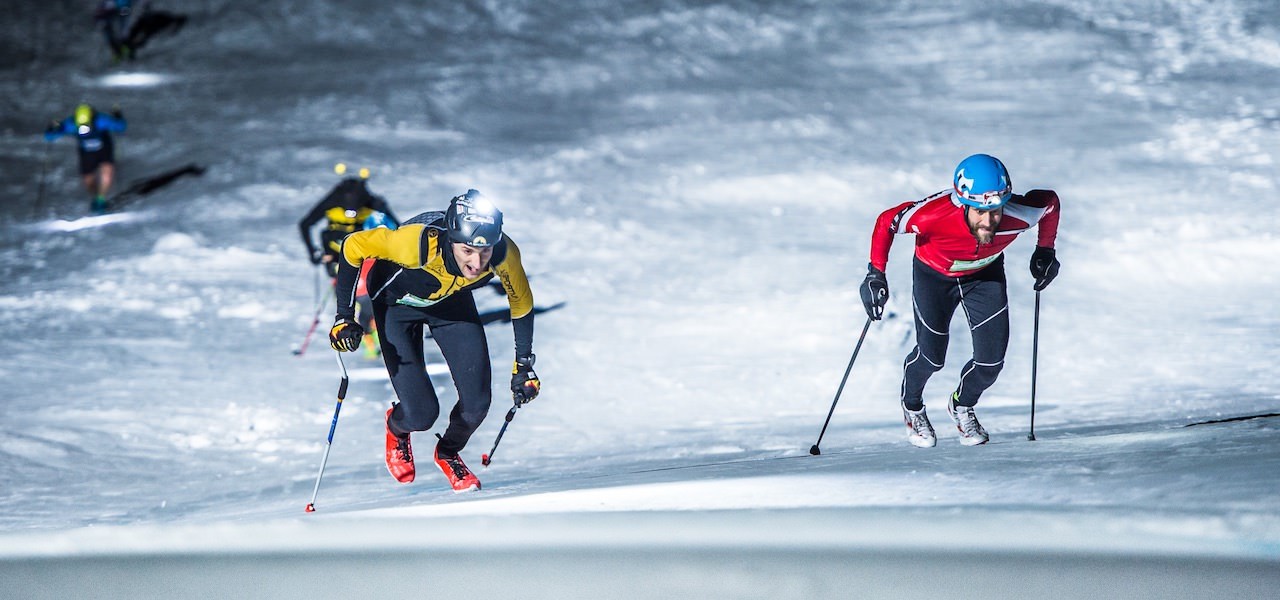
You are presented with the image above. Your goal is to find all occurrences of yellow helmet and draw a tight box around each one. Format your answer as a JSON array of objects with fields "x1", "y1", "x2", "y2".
[{"x1": 74, "y1": 104, "x2": 93, "y2": 126}]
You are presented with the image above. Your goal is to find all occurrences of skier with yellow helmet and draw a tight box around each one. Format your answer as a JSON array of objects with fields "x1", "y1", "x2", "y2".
[{"x1": 44, "y1": 103, "x2": 128, "y2": 215}]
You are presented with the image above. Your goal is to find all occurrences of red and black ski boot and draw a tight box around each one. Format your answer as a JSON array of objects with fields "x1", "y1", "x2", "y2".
[
  {"x1": 385, "y1": 407, "x2": 415, "y2": 483},
  {"x1": 433, "y1": 444, "x2": 480, "y2": 492}
]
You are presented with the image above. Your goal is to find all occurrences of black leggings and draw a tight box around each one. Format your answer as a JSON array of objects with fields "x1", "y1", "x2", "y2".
[
  {"x1": 900, "y1": 256, "x2": 1009, "y2": 411},
  {"x1": 375, "y1": 293, "x2": 492, "y2": 456}
]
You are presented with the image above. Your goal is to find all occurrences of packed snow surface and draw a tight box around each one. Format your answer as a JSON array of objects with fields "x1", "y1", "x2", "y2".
[{"x1": 1, "y1": 1, "x2": 1278, "y2": 597}]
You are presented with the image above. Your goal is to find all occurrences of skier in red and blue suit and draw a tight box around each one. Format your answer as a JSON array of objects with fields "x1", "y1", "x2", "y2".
[{"x1": 860, "y1": 154, "x2": 1061, "y2": 448}]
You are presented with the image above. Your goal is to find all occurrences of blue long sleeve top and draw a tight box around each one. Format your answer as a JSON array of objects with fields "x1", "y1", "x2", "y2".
[{"x1": 45, "y1": 112, "x2": 127, "y2": 153}]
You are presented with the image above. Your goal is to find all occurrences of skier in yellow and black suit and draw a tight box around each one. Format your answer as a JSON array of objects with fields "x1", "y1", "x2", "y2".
[{"x1": 328, "y1": 189, "x2": 540, "y2": 493}]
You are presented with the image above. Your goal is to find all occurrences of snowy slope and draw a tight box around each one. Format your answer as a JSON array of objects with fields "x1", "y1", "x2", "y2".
[{"x1": 1, "y1": 0, "x2": 1279, "y2": 597}]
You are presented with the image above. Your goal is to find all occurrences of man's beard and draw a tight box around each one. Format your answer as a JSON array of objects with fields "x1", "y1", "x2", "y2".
[{"x1": 971, "y1": 224, "x2": 996, "y2": 245}]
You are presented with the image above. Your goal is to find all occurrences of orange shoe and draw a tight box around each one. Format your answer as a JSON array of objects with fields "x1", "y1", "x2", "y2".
[
  {"x1": 433, "y1": 445, "x2": 480, "y2": 492},
  {"x1": 385, "y1": 408, "x2": 415, "y2": 483}
]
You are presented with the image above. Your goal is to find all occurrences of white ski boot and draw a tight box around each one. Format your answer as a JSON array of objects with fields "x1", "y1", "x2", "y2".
[
  {"x1": 947, "y1": 392, "x2": 989, "y2": 446},
  {"x1": 902, "y1": 403, "x2": 937, "y2": 448}
]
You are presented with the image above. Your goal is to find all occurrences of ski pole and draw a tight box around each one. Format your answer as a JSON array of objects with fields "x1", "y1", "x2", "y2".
[
  {"x1": 293, "y1": 282, "x2": 334, "y2": 356},
  {"x1": 313, "y1": 263, "x2": 324, "y2": 307},
  {"x1": 305, "y1": 351, "x2": 349, "y2": 513},
  {"x1": 1028, "y1": 290, "x2": 1042, "y2": 441},
  {"x1": 809, "y1": 317, "x2": 873, "y2": 456},
  {"x1": 480, "y1": 394, "x2": 522, "y2": 467},
  {"x1": 34, "y1": 140, "x2": 52, "y2": 219}
]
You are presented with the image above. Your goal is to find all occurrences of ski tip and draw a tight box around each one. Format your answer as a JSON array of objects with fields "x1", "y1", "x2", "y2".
[
  {"x1": 808, "y1": 445, "x2": 821, "y2": 456},
  {"x1": 305, "y1": 503, "x2": 315, "y2": 513}
]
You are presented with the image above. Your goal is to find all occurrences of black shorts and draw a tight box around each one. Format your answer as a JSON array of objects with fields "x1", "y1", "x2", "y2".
[{"x1": 78, "y1": 148, "x2": 114, "y2": 175}]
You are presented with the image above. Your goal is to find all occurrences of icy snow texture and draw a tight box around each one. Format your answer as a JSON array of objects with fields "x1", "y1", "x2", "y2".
[{"x1": 0, "y1": 0, "x2": 1277, "y2": 598}]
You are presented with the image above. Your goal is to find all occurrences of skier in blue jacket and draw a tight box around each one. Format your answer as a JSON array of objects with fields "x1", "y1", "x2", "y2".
[{"x1": 45, "y1": 103, "x2": 127, "y2": 215}]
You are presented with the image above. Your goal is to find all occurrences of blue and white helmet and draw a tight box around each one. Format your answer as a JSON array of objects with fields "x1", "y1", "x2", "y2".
[
  {"x1": 363, "y1": 211, "x2": 396, "y2": 230},
  {"x1": 952, "y1": 154, "x2": 1012, "y2": 210}
]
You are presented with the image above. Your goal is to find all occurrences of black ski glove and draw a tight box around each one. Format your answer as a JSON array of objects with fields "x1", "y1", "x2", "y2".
[
  {"x1": 511, "y1": 355, "x2": 540, "y2": 404},
  {"x1": 859, "y1": 264, "x2": 889, "y2": 321},
  {"x1": 329, "y1": 317, "x2": 364, "y2": 352},
  {"x1": 1029, "y1": 246, "x2": 1060, "y2": 291}
]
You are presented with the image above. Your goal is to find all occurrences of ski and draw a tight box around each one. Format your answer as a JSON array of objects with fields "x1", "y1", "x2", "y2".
[{"x1": 1184, "y1": 412, "x2": 1280, "y2": 427}]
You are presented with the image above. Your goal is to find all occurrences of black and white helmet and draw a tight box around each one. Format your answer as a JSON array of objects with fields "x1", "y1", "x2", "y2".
[{"x1": 445, "y1": 189, "x2": 503, "y2": 248}]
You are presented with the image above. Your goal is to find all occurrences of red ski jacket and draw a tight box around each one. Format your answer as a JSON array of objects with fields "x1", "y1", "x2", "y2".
[{"x1": 869, "y1": 189, "x2": 1060, "y2": 278}]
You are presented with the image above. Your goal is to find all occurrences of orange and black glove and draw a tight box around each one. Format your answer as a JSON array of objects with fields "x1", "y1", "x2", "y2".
[
  {"x1": 329, "y1": 317, "x2": 364, "y2": 352},
  {"x1": 511, "y1": 355, "x2": 540, "y2": 404}
]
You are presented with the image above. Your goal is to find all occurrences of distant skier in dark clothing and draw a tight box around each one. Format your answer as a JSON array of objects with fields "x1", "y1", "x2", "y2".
[
  {"x1": 124, "y1": 3, "x2": 188, "y2": 56},
  {"x1": 328, "y1": 190, "x2": 540, "y2": 493},
  {"x1": 861, "y1": 154, "x2": 1061, "y2": 448},
  {"x1": 44, "y1": 103, "x2": 127, "y2": 215},
  {"x1": 298, "y1": 164, "x2": 400, "y2": 277},
  {"x1": 300, "y1": 164, "x2": 399, "y2": 354},
  {"x1": 94, "y1": 0, "x2": 135, "y2": 61}
]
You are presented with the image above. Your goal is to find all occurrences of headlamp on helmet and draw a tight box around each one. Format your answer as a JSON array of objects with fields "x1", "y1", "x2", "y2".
[
  {"x1": 445, "y1": 189, "x2": 503, "y2": 248},
  {"x1": 952, "y1": 154, "x2": 1012, "y2": 210}
]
